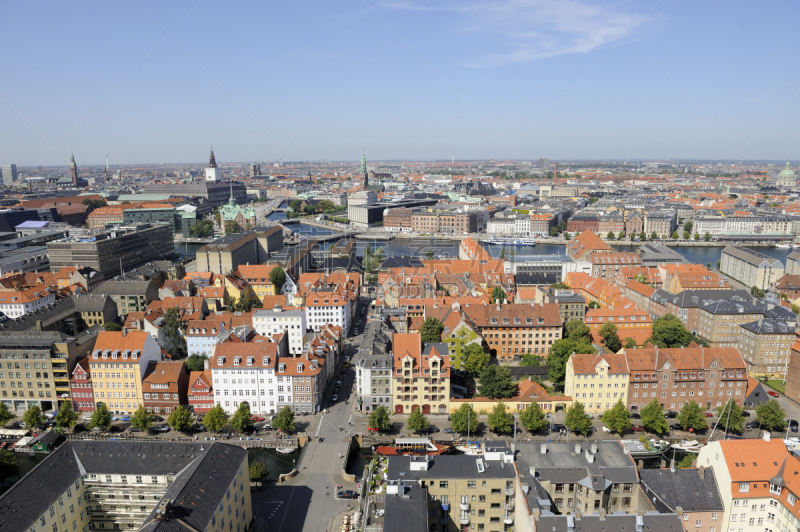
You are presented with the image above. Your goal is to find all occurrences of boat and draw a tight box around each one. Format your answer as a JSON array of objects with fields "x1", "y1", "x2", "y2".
[
  {"x1": 374, "y1": 437, "x2": 450, "y2": 456},
  {"x1": 483, "y1": 238, "x2": 536, "y2": 247},
  {"x1": 455, "y1": 441, "x2": 483, "y2": 455},
  {"x1": 776, "y1": 244, "x2": 792, "y2": 249},
  {"x1": 621, "y1": 439, "x2": 670, "y2": 459},
  {"x1": 275, "y1": 446, "x2": 295, "y2": 454},
  {"x1": 671, "y1": 440, "x2": 704, "y2": 453}
]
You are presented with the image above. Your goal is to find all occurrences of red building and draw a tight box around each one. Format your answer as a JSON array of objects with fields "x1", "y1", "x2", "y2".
[
  {"x1": 70, "y1": 358, "x2": 94, "y2": 413},
  {"x1": 142, "y1": 361, "x2": 189, "y2": 415},
  {"x1": 188, "y1": 370, "x2": 214, "y2": 415}
]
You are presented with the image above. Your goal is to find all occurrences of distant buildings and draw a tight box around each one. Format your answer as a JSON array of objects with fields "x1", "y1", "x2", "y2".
[
  {"x1": 1, "y1": 163, "x2": 17, "y2": 186},
  {"x1": 537, "y1": 157, "x2": 550, "y2": 171}
]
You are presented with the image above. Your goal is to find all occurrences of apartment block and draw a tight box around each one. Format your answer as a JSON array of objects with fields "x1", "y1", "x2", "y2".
[
  {"x1": 590, "y1": 251, "x2": 640, "y2": 282},
  {"x1": 565, "y1": 354, "x2": 630, "y2": 414},
  {"x1": 253, "y1": 306, "x2": 307, "y2": 355},
  {"x1": 142, "y1": 360, "x2": 189, "y2": 415},
  {"x1": 738, "y1": 318, "x2": 795, "y2": 378},
  {"x1": 392, "y1": 333, "x2": 450, "y2": 415},
  {"x1": 639, "y1": 467, "x2": 724, "y2": 532},
  {"x1": 720, "y1": 246, "x2": 785, "y2": 290},
  {"x1": 697, "y1": 300, "x2": 763, "y2": 348},
  {"x1": 585, "y1": 300, "x2": 653, "y2": 347},
  {"x1": 70, "y1": 358, "x2": 94, "y2": 413}
]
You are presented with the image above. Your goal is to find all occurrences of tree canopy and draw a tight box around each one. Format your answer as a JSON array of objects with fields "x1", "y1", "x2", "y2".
[
  {"x1": 407, "y1": 407, "x2": 429, "y2": 433},
  {"x1": 23, "y1": 405, "x2": 43, "y2": 429},
  {"x1": 601, "y1": 400, "x2": 632, "y2": 434},
  {"x1": 168, "y1": 406, "x2": 192, "y2": 432},
  {"x1": 163, "y1": 307, "x2": 187, "y2": 359},
  {"x1": 0, "y1": 449, "x2": 17, "y2": 487},
  {"x1": 716, "y1": 400, "x2": 745, "y2": 433},
  {"x1": 89, "y1": 403, "x2": 112, "y2": 430},
  {"x1": 565, "y1": 401, "x2": 592, "y2": 435},
  {"x1": 546, "y1": 339, "x2": 596, "y2": 389},
  {"x1": 677, "y1": 400, "x2": 707, "y2": 432},
  {"x1": 185, "y1": 354, "x2": 209, "y2": 372},
  {"x1": 598, "y1": 322, "x2": 622, "y2": 353},
  {"x1": 273, "y1": 406, "x2": 295, "y2": 433},
  {"x1": 477, "y1": 365, "x2": 516, "y2": 399},
  {"x1": 0, "y1": 403, "x2": 12, "y2": 426},
  {"x1": 269, "y1": 266, "x2": 287, "y2": 295},
  {"x1": 54, "y1": 401, "x2": 78, "y2": 430},
  {"x1": 450, "y1": 404, "x2": 479, "y2": 434},
  {"x1": 420, "y1": 317, "x2": 444, "y2": 343},
  {"x1": 130, "y1": 406, "x2": 155, "y2": 431},
  {"x1": 103, "y1": 322, "x2": 122, "y2": 331},
  {"x1": 519, "y1": 401, "x2": 547, "y2": 432},
  {"x1": 565, "y1": 320, "x2": 591, "y2": 343},
  {"x1": 640, "y1": 399, "x2": 669, "y2": 434},
  {"x1": 649, "y1": 314, "x2": 708, "y2": 348},
  {"x1": 368, "y1": 406, "x2": 392, "y2": 432},
  {"x1": 487, "y1": 402, "x2": 514, "y2": 434},
  {"x1": 204, "y1": 404, "x2": 230, "y2": 433},
  {"x1": 463, "y1": 344, "x2": 490, "y2": 376},
  {"x1": 230, "y1": 402, "x2": 254, "y2": 433},
  {"x1": 491, "y1": 286, "x2": 507, "y2": 304},
  {"x1": 756, "y1": 399, "x2": 786, "y2": 432}
]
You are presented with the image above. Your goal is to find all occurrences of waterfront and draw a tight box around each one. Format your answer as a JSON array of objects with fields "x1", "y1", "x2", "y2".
[{"x1": 248, "y1": 447, "x2": 301, "y2": 482}]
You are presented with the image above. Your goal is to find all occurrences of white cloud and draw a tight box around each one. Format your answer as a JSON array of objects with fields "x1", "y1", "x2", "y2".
[{"x1": 383, "y1": 0, "x2": 652, "y2": 66}]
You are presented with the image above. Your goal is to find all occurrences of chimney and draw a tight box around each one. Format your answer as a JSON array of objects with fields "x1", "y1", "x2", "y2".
[
  {"x1": 675, "y1": 506, "x2": 683, "y2": 519},
  {"x1": 532, "y1": 509, "x2": 541, "y2": 520},
  {"x1": 496, "y1": 302, "x2": 500, "y2": 311},
  {"x1": 670, "y1": 459, "x2": 675, "y2": 473},
  {"x1": 590, "y1": 443, "x2": 597, "y2": 454},
  {"x1": 638, "y1": 459, "x2": 644, "y2": 469},
  {"x1": 586, "y1": 453, "x2": 595, "y2": 464},
  {"x1": 529, "y1": 467, "x2": 536, "y2": 477},
  {"x1": 540, "y1": 444, "x2": 547, "y2": 455},
  {"x1": 122, "y1": 328, "x2": 127, "y2": 336},
  {"x1": 575, "y1": 443, "x2": 582, "y2": 454},
  {"x1": 661, "y1": 459, "x2": 666, "y2": 469},
  {"x1": 691, "y1": 459, "x2": 697, "y2": 468},
  {"x1": 203, "y1": 358, "x2": 209, "y2": 370},
  {"x1": 598, "y1": 509, "x2": 606, "y2": 520},
  {"x1": 698, "y1": 466, "x2": 705, "y2": 480},
  {"x1": 575, "y1": 508, "x2": 581, "y2": 520}
]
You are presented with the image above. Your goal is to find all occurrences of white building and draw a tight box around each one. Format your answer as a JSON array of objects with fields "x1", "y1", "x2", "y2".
[
  {"x1": 349, "y1": 191, "x2": 377, "y2": 206},
  {"x1": 487, "y1": 217, "x2": 515, "y2": 235},
  {"x1": 210, "y1": 341, "x2": 284, "y2": 415},
  {"x1": 205, "y1": 148, "x2": 220, "y2": 182},
  {"x1": 514, "y1": 216, "x2": 531, "y2": 236},
  {"x1": 253, "y1": 306, "x2": 307, "y2": 355},
  {"x1": 0, "y1": 287, "x2": 56, "y2": 318}
]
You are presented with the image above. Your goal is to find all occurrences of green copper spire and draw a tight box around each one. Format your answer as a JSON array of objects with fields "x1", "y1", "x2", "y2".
[{"x1": 360, "y1": 151, "x2": 367, "y2": 176}]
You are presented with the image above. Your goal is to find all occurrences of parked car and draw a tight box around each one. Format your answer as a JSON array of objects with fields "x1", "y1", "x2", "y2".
[
  {"x1": 665, "y1": 411, "x2": 678, "y2": 419},
  {"x1": 121, "y1": 416, "x2": 130, "y2": 422},
  {"x1": 128, "y1": 427, "x2": 141, "y2": 433},
  {"x1": 630, "y1": 413, "x2": 640, "y2": 419},
  {"x1": 632, "y1": 426, "x2": 646, "y2": 432},
  {"x1": 602, "y1": 426, "x2": 612, "y2": 433},
  {"x1": 426, "y1": 427, "x2": 440, "y2": 433},
  {"x1": 443, "y1": 428, "x2": 454, "y2": 434},
  {"x1": 704, "y1": 412, "x2": 714, "y2": 418},
  {"x1": 669, "y1": 423, "x2": 682, "y2": 431},
  {"x1": 337, "y1": 490, "x2": 359, "y2": 500},
  {"x1": 250, "y1": 416, "x2": 265, "y2": 422},
  {"x1": 332, "y1": 394, "x2": 338, "y2": 402},
  {"x1": 152, "y1": 424, "x2": 170, "y2": 433},
  {"x1": 745, "y1": 421, "x2": 760, "y2": 431},
  {"x1": 742, "y1": 411, "x2": 751, "y2": 417},
  {"x1": 551, "y1": 424, "x2": 566, "y2": 433},
  {"x1": 768, "y1": 391, "x2": 780, "y2": 397}
]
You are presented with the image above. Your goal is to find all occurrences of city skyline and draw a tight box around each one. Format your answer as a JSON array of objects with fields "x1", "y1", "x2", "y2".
[{"x1": 1, "y1": 1, "x2": 799, "y2": 165}]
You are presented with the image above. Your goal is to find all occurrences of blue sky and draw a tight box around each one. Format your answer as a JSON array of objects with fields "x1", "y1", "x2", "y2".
[{"x1": 1, "y1": 0, "x2": 798, "y2": 166}]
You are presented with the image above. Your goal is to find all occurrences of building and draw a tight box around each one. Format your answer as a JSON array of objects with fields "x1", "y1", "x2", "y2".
[
  {"x1": 194, "y1": 227, "x2": 283, "y2": 276},
  {"x1": 538, "y1": 157, "x2": 550, "y2": 170},
  {"x1": 0, "y1": 286, "x2": 56, "y2": 318},
  {"x1": 236, "y1": 263, "x2": 296, "y2": 301},
  {"x1": 586, "y1": 302, "x2": 653, "y2": 347},
  {"x1": 625, "y1": 347, "x2": 748, "y2": 413},
  {"x1": 384, "y1": 207, "x2": 413, "y2": 232},
  {"x1": 776, "y1": 274, "x2": 800, "y2": 300},
  {"x1": 566, "y1": 231, "x2": 613, "y2": 261},
  {"x1": 720, "y1": 246, "x2": 785, "y2": 290},
  {"x1": 47, "y1": 224, "x2": 174, "y2": 278},
  {"x1": 738, "y1": 319, "x2": 795, "y2": 378},
  {"x1": 697, "y1": 300, "x2": 763, "y2": 348},
  {"x1": 652, "y1": 289, "x2": 752, "y2": 334},
  {"x1": 188, "y1": 369, "x2": 214, "y2": 414},
  {"x1": 186, "y1": 320, "x2": 230, "y2": 357},
  {"x1": 637, "y1": 242, "x2": 687, "y2": 265},
  {"x1": 253, "y1": 306, "x2": 307, "y2": 355},
  {"x1": 639, "y1": 467, "x2": 724, "y2": 532},
  {"x1": 142, "y1": 360, "x2": 189, "y2": 415},
  {"x1": 205, "y1": 147, "x2": 221, "y2": 182},
  {"x1": 565, "y1": 353, "x2": 630, "y2": 414},
  {"x1": 355, "y1": 319, "x2": 393, "y2": 413},
  {"x1": 87, "y1": 330, "x2": 163, "y2": 414},
  {"x1": 95, "y1": 280, "x2": 158, "y2": 316},
  {"x1": 386, "y1": 451, "x2": 516, "y2": 531},
  {"x1": 73, "y1": 293, "x2": 117, "y2": 327},
  {"x1": 644, "y1": 211, "x2": 677, "y2": 239},
  {"x1": 1, "y1": 163, "x2": 17, "y2": 185},
  {"x1": 566, "y1": 213, "x2": 600, "y2": 234},
  {"x1": 589, "y1": 251, "x2": 640, "y2": 282},
  {"x1": 219, "y1": 193, "x2": 256, "y2": 234},
  {"x1": 69, "y1": 358, "x2": 94, "y2": 414},
  {"x1": 209, "y1": 341, "x2": 282, "y2": 415},
  {"x1": 383, "y1": 484, "x2": 429, "y2": 532},
  {"x1": 299, "y1": 271, "x2": 359, "y2": 333},
  {"x1": 464, "y1": 302, "x2": 563, "y2": 362},
  {"x1": 144, "y1": 180, "x2": 247, "y2": 211},
  {"x1": 392, "y1": 333, "x2": 450, "y2": 415},
  {"x1": 122, "y1": 204, "x2": 177, "y2": 231},
  {"x1": 544, "y1": 288, "x2": 586, "y2": 324},
  {"x1": 667, "y1": 264, "x2": 730, "y2": 294},
  {"x1": 0, "y1": 440, "x2": 251, "y2": 532},
  {"x1": 410, "y1": 209, "x2": 479, "y2": 235},
  {"x1": 349, "y1": 190, "x2": 377, "y2": 206}
]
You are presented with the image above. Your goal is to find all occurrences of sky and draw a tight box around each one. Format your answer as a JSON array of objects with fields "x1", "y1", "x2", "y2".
[{"x1": 1, "y1": 0, "x2": 799, "y2": 166}]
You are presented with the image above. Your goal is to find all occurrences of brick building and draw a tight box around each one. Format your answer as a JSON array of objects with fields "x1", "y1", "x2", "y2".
[
  {"x1": 142, "y1": 360, "x2": 189, "y2": 415},
  {"x1": 567, "y1": 213, "x2": 599, "y2": 234},
  {"x1": 188, "y1": 369, "x2": 214, "y2": 414},
  {"x1": 70, "y1": 358, "x2": 94, "y2": 414},
  {"x1": 384, "y1": 207, "x2": 413, "y2": 232},
  {"x1": 566, "y1": 230, "x2": 613, "y2": 261},
  {"x1": 589, "y1": 251, "x2": 640, "y2": 282},
  {"x1": 391, "y1": 333, "x2": 450, "y2": 415}
]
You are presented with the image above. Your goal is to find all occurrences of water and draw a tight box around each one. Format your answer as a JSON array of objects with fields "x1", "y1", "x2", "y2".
[
  {"x1": 248, "y1": 447, "x2": 301, "y2": 481},
  {"x1": 267, "y1": 210, "x2": 287, "y2": 221},
  {"x1": 281, "y1": 221, "x2": 338, "y2": 237},
  {"x1": 346, "y1": 444, "x2": 373, "y2": 479},
  {"x1": 174, "y1": 242, "x2": 205, "y2": 257}
]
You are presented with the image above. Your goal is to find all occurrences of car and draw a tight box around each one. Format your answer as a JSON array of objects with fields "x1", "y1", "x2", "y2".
[
  {"x1": 332, "y1": 394, "x2": 338, "y2": 402},
  {"x1": 152, "y1": 425, "x2": 170, "y2": 433},
  {"x1": 630, "y1": 413, "x2": 640, "y2": 419},
  {"x1": 250, "y1": 416, "x2": 265, "y2": 422},
  {"x1": 768, "y1": 391, "x2": 780, "y2": 397},
  {"x1": 336, "y1": 379, "x2": 342, "y2": 386},
  {"x1": 121, "y1": 416, "x2": 130, "y2": 422},
  {"x1": 602, "y1": 426, "x2": 612, "y2": 433},
  {"x1": 427, "y1": 427, "x2": 440, "y2": 433},
  {"x1": 337, "y1": 490, "x2": 359, "y2": 500},
  {"x1": 632, "y1": 425, "x2": 646, "y2": 432},
  {"x1": 665, "y1": 411, "x2": 678, "y2": 419},
  {"x1": 443, "y1": 428, "x2": 454, "y2": 434},
  {"x1": 344, "y1": 356, "x2": 350, "y2": 362},
  {"x1": 128, "y1": 427, "x2": 141, "y2": 433},
  {"x1": 745, "y1": 421, "x2": 760, "y2": 430},
  {"x1": 551, "y1": 424, "x2": 566, "y2": 433},
  {"x1": 704, "y1": 412, "x2": 714, "y2": 417},
  {"x1": 742, "y1": 411, "x2": 751, "y2": 417},
  {"x1": 669, "y1": 424, "x2": 682, "y2": 431}
]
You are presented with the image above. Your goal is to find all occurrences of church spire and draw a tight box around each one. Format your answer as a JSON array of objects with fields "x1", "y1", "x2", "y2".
[
  {"x1": 361, "y1": 150, "x2": 368, "y2": 189},
  {"x1": 209, "y1": 145, "x2": 217, "y2": 168}
]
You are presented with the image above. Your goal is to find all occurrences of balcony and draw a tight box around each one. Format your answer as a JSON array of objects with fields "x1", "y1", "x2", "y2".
[
  {"x1": 440, "y1": 503, "x2": 450, "y2": 511},
  {"x1": 505, "y1": 487, "x2": 515, "y2": 496},
  {"x1": 504, "y1": 511, "x2": 514, "y2": 525},
  {"x1": 460, "y1": 501, "x2": 469, "y2": 511},
  {"x1": 505, "y1": 502, "x2": 514, "y2": 511},
  {"x1": 459, "y1": 515, "x2": 470, "y2": 525}
]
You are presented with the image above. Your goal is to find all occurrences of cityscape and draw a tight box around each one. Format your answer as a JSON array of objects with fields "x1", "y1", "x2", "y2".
[{"x1": 1, "y1": 2, "x2": 800, "y2": 532}]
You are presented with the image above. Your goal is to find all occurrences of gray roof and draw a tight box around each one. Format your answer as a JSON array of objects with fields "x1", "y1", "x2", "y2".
[
  {"x1": 639, "y1": 468, "x2": 724, "y2": 512},
  {"x1": 387, "y1": 455, "x2": 516, "y2": 481},
  {"x1": 535, "y1": 513, "x2": 683, "y2": 532},
  {"x1": 722, "y1": 246, "x2": 783, "y2": 268},
  {"x1": 0, "y1": 297, "x2": 78, "y2": 332},
  {"x1": 96, "y1": 280, "x2": 154, "y2": 295},
  {"x1": 740, "y1": 318, "x2": 794, "y2": 335},
  {"x1": 700, "y1": 300, "x2": 762, "y2": 316},
  {"x1": 660, "y1": 289, "x2": 752, "y2": 309},
  {"x1": 0, "y1": 441, "x2": 247, "y2": 532},
  {"x1": 383, "y1": 485, "x2": 429, "y2": 532},
  {"x1": 73, "y1": 293, "x2": 114, "y2": 312}
]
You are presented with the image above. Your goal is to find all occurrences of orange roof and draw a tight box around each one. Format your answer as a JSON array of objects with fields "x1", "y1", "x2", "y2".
[
  {"x1": 570, "y1": 353, "x2": 630, "y2": 375},
  {"x1": 719, "y1": 439, "x2": 789, "y2": 482},
  {"x1": 91, "y1": 331, "x2": 151, "y2": 356},
  {"x1": 567, "y1": 231, "x2": 612, "y2": 259}
]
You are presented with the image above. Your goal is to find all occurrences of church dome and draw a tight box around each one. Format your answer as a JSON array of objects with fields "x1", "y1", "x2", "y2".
[{"x1": 778, "y1": 161, "x2": 796, "y2": 180}]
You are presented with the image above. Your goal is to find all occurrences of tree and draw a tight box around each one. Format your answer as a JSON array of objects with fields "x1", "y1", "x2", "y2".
[
  {"x1": 130, "y1": 405, "x2": 154, "y2": 432},
  {"x1": 463, "y1": 344, "x2": 490, "y2": 376},
  {"x1": 588, "y1": 301, "x2": 600, "y2": 309},
  {"x1": 598, "y1": 322, "x2": 622, "y2": 353},
  {"x1": 640, "y1": 232, "x2": 647, "y2": 241},
  {"x1": 715, "y1": 400, "x2": 745, "y2": 433},
  {"x1": 0, "y1": 402, "x2": 12, "y2": 426},
  {"x1": 190, "y1": 219, "x2": 215, "y2": 238},
  {"x1": 756, "y1": 399, "x2": 786, "y2": 432},
  {"x1": 650, "y1": 231, "x2": 658, "y2": 240},
  {"x1": 477, "y1": 365, "x2": 516, "y2": 399},
  {"x1": 0, "y1": 449, "x2": 17, "y2": 487},
  {"x1": 103, "y1": 322, "x2": 122, "y2": 331},
  {"x1": 168, "y1": 406, "x2": 192, "y2": 432},
  {"x1": 566, "y1": 319, "x2": 591, "y2": 343},
  {"x1": 316, "y1": 199, "x2": 335, "y2": 212},
  {"x1": 550, "y1": 282, "x2": 570, "y2": 290},
  {"x1": 420, "y1": 317, "x2": 444, "y2": 344},
  {"x1": 230, "y1": 402, "x2": 254, "y2": 433},
  {"x1": 425, "y1": 249, "x2": 435, "y2": 260},
  {"x1": 224, "y1": 220, "x2": 242, "y2": 234},
  {"x1": 23, "y1": 405, "x2": 43, "y2": 429},
  {"x1": 640, "y1": 399, "x2": 669, "y2": 434},
  {"x1": 704, "y1": 232, "x2": 711, "y2": 241},
  {"x1": 487, "y1": 402, "x2": 514, "y2": 434},
  {"x1": 683, "y1": 220, "x2": 693, "y2": 233},
  {"x1": 550, "y1": 226, "x2": 559, "y2": 237},
  {"x1": 185, "y1": 354, "x2": 209, "y2": 372},
  {"x1": 607, "y1": 231, "x2": 615, "y2": 239},
  {"x1": 407, "y1": 406, "x2": 429, "y2": 434},
  {"x1": 792, "y1": 304, "x2": 800, "y2": 314},
  {"x1": 694, "y1": 233, "x2": 700, "y2": 240},
  {"x1": 519, "y1": 401, "x2": 547, "y2": 433},
  {"x1": 163, "y1": 307, "x2": 187, "y2": 359},
  {"x1": 706, "y1": 262, "x2": 712, "y2": 269},
  {"x1": 273, "y1": 406, "x2": 295, "y2": 434},
  {"x1": 82, "y1": 198, "x2": 106, "y2": 209},
  {"x1": 683, "y1": 230, "x2": 690, "y2": 239},
  {"x1": 671, "y1": 231, "x2": 679, "y2": 239},
  {"x1": 288, "y1": 199, "x2": 303, "y2": 212},
  {"x1": 269, "y1": 266, "x2": 287, "y2": 295},
  {"x1": 618, "y1": 231, "x2": 626, "y2": 240},
  {"x1": 601, "y1": 399, "x2": 632, "y2": 434},
  {"x1": 751, "y1": 286, "x2": 766, "y2": 298},
  {"x1": 677, "y1": 400, "x2": 707, "y2": 432},
  {"x1": 368, "y1": 406, "x2": 392, "y2": 432},
  {"x1": 546, "y1": 339, "x2": 596, "y2": 389},
  {"x1": 450, "y1": 404, "x2": 479, "y2": 434},
  {"x1": 676, "y1": 455, "x2": 695, "y2": 468},
  {"x1": 565, "y1": 401, "x2": 592, "y2": 435},
  {"x1": 650, "y1": 314, "x2": 700, "y2": 348},
  {"x1": 54, "y1": 401, "x2": 78, "y2": 430},
  {"x1": 623, "y1": 337, "x2": 636, "y2": 349},
  {"x1": 519, "y1": 354, "x2": 541, "y2": 367},
  {"x1": 204, "y1": 404, "x2": 230, "y2": 433},
  {"x1": 716, "y1": 261, "x2": 721, "y2": 269},
  {"x1": 89, "y1": 403, "x2": 112, "y2": 430},
  {"x1": 249, "y1": 460, "x2": 266, "y2": 489},
  {"x1": 491, "y1": 286, "x2": 507, "y2": 304}
]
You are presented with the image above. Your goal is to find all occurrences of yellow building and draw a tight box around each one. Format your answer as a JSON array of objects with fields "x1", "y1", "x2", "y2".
[
  {"x1": 87, "y1": 331, "x2": 163, "y2": 414},
  {"x1": 235, "y1": 264, "x2": 282, "y2": 304},
  {"x1": 564, "y1": 353, "x2": 630, "y2": 414},
  {"x1": 392, "y1": 333, "x2": 450, "y2": 415}
]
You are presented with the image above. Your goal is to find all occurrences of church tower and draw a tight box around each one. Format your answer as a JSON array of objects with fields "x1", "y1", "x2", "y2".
[
  {"x1": 70, "y1": 153, "x2": 78, "y2": 185},
  {"x1": 361, "y1": 151, "x2": 368, "y2": 189},
  {"x1": 205, "y1": 146, "x2": 221, "y2": 182}
]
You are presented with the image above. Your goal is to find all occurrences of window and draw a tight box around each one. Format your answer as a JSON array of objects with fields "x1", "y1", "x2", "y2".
[
  {"x1": 739, "y1": 483, "x2": 749, "y2": 492},
  {"x1": 712, "y1": 513, "x2": 718, "y2": 520},
  {"x1": 696, "y1": 521, "x2": 702, "y2": 528},
  {"x1": 439, "y1": 481, "x2": 448, "y2": 488},
  {"x1": 467, "y1": 481, "x2": 476, "y2": 489}
]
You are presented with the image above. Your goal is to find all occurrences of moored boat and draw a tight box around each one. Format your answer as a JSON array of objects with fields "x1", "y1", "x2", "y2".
[
  {"x1": 375, "y1": 437, "x2": 450, "y2": 456},
  {"x1": 671, "y1": 440, "x2": 704, "y2": 453},
  {"x1": 621, "y1": 439, "x2": 670, "y2": 459}
]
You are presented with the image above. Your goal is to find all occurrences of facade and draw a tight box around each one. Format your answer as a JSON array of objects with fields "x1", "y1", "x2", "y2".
[
  {"x1": 410, "y1": 209, "x2": 479, "y2": 235},
  {"x1": 1, "y1": 163, "x2": 17, "y2": 185},
  {"x1": 188, "y1": 369, "x2": 214, "y2": 414},
  {"x1": 544, "y1": 289, "x2": 586, "y2": 324},
  {"x1": 720, "y1": 246, "x2": 785, "y2": 290},
  {"x1": 738, "y1": 318, "x2": 794, "y2": 378},
  {"x1": 644, "y1": 211, "x2": 677, "y2": 238},
  {"x1": 585, "y1": 301, "x2": 653, "y2": 347},
  {"x1": 565, "y1": 353, "x2": 630, "y2": 414},
  {"x1": 667, "y1": 264, "x2": 730, "y2": 293},
  {"x1": 384, "y1": 207, "x2": 413, "y2": 232},
  {"x1": 73, "y1": 293, "x2": 117, "y2": 327},
  {"x1": 209, "y1": 341, "x2": 282, "y2": 415},
  {"x1": 355, "y1": 319, "x2": 393, "y2": 413},
  {"x1": 194, "y1": 227, "x2": 283, "y2": 276},
  {"x1": 186, "y1": 320, "x2": 229, "y2": 357},
  {"x1": 253, "y1": 306, "x2": 307, "y2": 355},
  {"x1": 697, "y1": 300, "x2": 763, "y2": 348},
  {"x1": 142, "y1": 360, "x2": 189, "y2": 415},
  {"x1": 300, "y1": 272, "x2": 359, "y2": 333},
  {"x1": 122, "y1": 205, "x2": 177, "y2": 231},
  {"x1": 96, "y1": 280, "x2": 158, "y2": 316},
  {"x1": 589, "y1": 251, "x2": 640, "y2": 282},
  {"x1": 69, "y1": 358, "x2": 94, "y2": 413},
  {"x1": 219, "y1": 194, "x2": 256, "y2": 234},
  {"x1": 144, "y1": 180, "x2": 248, "y2": 209},
  {"x1": 639, "y1": 467, "x2": 724, "y2": 532},
  {"x1": 0, "y1": 440, "x2": 250, "y2": 532},
  {"x1": 567, "y1": 214, "x2": 599, "y2": 234},
  {"x1": 655, "y1": 289, "x2": 753, "y2": 335},
  {"x1": 87, "y1": 331, "x2": 163, "y2": 414},
  {"x1": 392, "y1": 333, "x2": 450, "y2": 415},
  {"x1": 47, "y1": 224, "x2": 174, "y2": 278},
  {"x1": 0, "y1": 286, "x2": 56, "y2": 318}
]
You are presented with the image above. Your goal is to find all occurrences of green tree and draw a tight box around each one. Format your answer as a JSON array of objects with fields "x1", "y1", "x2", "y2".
[
  {"x1": 23, "y1": 405, "x2": 43, "y2": 429},
  {"x1": 715, "y1": 400, "x2": 745, "y2": 433},
  {"x1": 249, "y1": 460, "x2": 266, "y2": 489},
  {"x1": 368, "y1": 406, "x2": 392, "y2": 432},
  {"x1": 649, "y1": 314, "x2": 703, "y2": 348},
  {"x1": 601, "y1": 399, "x2": 632, "y2": 434},
  {"x1": 224, "y1": 220, "x2": 242, "y2": 234},
  {"x1": 519, "y1": 354, "x2": 541, "y2": 367},
  {"x1": 450, "y1": 404, "x2": 479, "y2": 434},
  {"x1": 420, "y1": 317, "x2": 444, "y2": 343},
  {"x1": 546, "y1": 339, "x2": 596, "y2": 389},
  {"x1": 550, "y1": 282, "x2": 570, "y2": 290},
  {"x1": 230, "y1": 402, "x2": 254, "y2": 433},
  {"x1": 716, "y1": 260, "x2": 721, "y2": 268},
  {"x1": 463, "y1": 344, "x2": 490, "y2": 376},
  {"x1": 671, "y1": 231, "x2": 679, "y2": 239},
  {"x1": 54, "y1": 401, "x2": 78, "y2": 430},
  {"x1": 185, "y1": 354, "x2": 209, "y2": 372},
  {"x1": 425, "y1": 249, "x2": 435, "y2": 260},
  {"x1": 639, "y1": 231, "x2": 647, "y2": 241},
  {"x1": 204, "y1": 404, "x2": 230, "y2": 433},
  {"x1": 756, "y1": 399, "x2": 786, "y2": 432},
  {"x1": 683, "y1": 230, "x2": 690, "y2": 239},
  {"x1": 407, "y1": 406, "x2": 429, "y2": 434},
  {"x1": 130, "y1": 405, "x2": 154, "y2": 431},
  {"x1": 565, "y1": 401, "x2": 592, "y2": 436},
  {"x1": 273, "y1": 406, "x2": 295, "y2": 434},
  {"x1": 588, "y1": 301, "x2": 600, "y2": 309},
  {"x1": 163, "y1": 307, "x2": 187, "y2": 359},
  {"x1": 607, "y1": 231, "x2": 615, "y2": 239},
  {"x1": 477, "y1": 365, "x2": 516, "y2": 399},
  {"x1": 676, "y1": 455, "x2": 695, "y2": 468},
  {"x1": 704, "y1": 232, "x2": 711, "y2": 241},
  {"x1": 519, "y1": 401, "x2": 547, "y2": 433},
  {"x1": 598, "y1": 321, "x2": 622, "y2": 353},
  {"x1": 0, "y1": 403, "x2": 12, "y2": 426},
  {"x1": 103, "y1": 322, "x2": 122, "y2": 331},
  {"x1": 168, "y1": 405, "x2": 192, "y2": 432},
  {"x1": 89, "y1": 403, "x2": 112, "y2": 430},
  {"x1": 0, "y1": 449, "x2": 17, "y2": 487},
  {"x1": 618, "y1": 230, "x2": 626, "y2": 240},
  {"x1": 640, "y1": 399, "x2": 669, "y2": 434},
  {"x1": 650, "y1": 231, "x2": 658, "y2": 240},
  {"x1": 706, "y1": 262, "x2": 712, "y2": 269},
  {"x1": 623, "y1": 337, "x2": 636, "y2": 349},
  {"x1": 792, "y1": 304, "x2": 800, "y2": 314},
  {"x1": 677, "y1": 400, "x2": 707, "y2": 432},
  {"x1": 189, "y1": 219, "x2": 215, "y2": 237},
  {"x1": 487, "y1": 402, "x2": 514, "y2": 434},
  {"x1": 491, "y1": 286, "x2": 507, "y2": 304},
  {"x1": 566, "y1": 319, "x2": 591, "y2": 343},
  {"x1": 751, "y1": 286, "x2": 766, "y2": 298},
  {"x1": 316, "y1": 199, "x2": 335, "y2": 212},
  {"x1": 683, "y1": 220, "x2": 693, "y2": 233},
  {"x1": 289, "y1": 199, "x2": 303, "y2": 212},
  {"x1": 693, "y1": 233, "x2": 700, "y2": 240},
  {"x1": 269, "y1": 266, "x2": 287, "y2": 295}
]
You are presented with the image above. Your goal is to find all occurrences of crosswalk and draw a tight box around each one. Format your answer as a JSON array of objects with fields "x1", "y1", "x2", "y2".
[{"x1": 261, "y1": 500, "x2": 284, "y2": 520}]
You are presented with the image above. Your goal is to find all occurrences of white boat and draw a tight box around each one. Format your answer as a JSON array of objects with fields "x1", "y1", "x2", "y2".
[
  {"x1": 483, "y1": 238, "x2": 536, "y2": 247},
  {"x1": 456, "y1": 442, "x2": 483, "y2": 455},
  {"x1": 671, "y1": 440, "x2": 703, "y2": 453},
  {"x1": 776, "y1": 244, "x2": 792, "y2": 249},
  {"x1": 275, "y1": 446, "x2": 295, "y2": 454}
]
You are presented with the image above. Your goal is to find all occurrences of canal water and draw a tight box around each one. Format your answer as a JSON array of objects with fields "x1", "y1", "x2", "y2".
[{"x1": 248, "y1": 447, "x2": 302, "y2": 482}]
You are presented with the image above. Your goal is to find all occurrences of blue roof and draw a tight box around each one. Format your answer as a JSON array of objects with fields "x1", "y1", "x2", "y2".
[{"x1": 14, "y1": 221, "x2": 48, "y2": 229}]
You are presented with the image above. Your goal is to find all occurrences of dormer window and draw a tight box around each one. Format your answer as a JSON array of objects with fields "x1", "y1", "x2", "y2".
[
  {"x1": 279, "y1": 363, "x2": 286, "y2": 373},
  {"x1": 262, "y1": 356, "x2": 270, "y2": 365},
  {"x1": 246, "y1": 357, "x2": 254, "y2": 366},
  {"x1": 234, "y1": 357, "x2": 241, "y2": 366},
  {"x1": 218, "y1": 356, "x2": 226, "y2": 366},
  {"x1": 92, "y1": 353, "x2": 98, "y2": 359}
]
